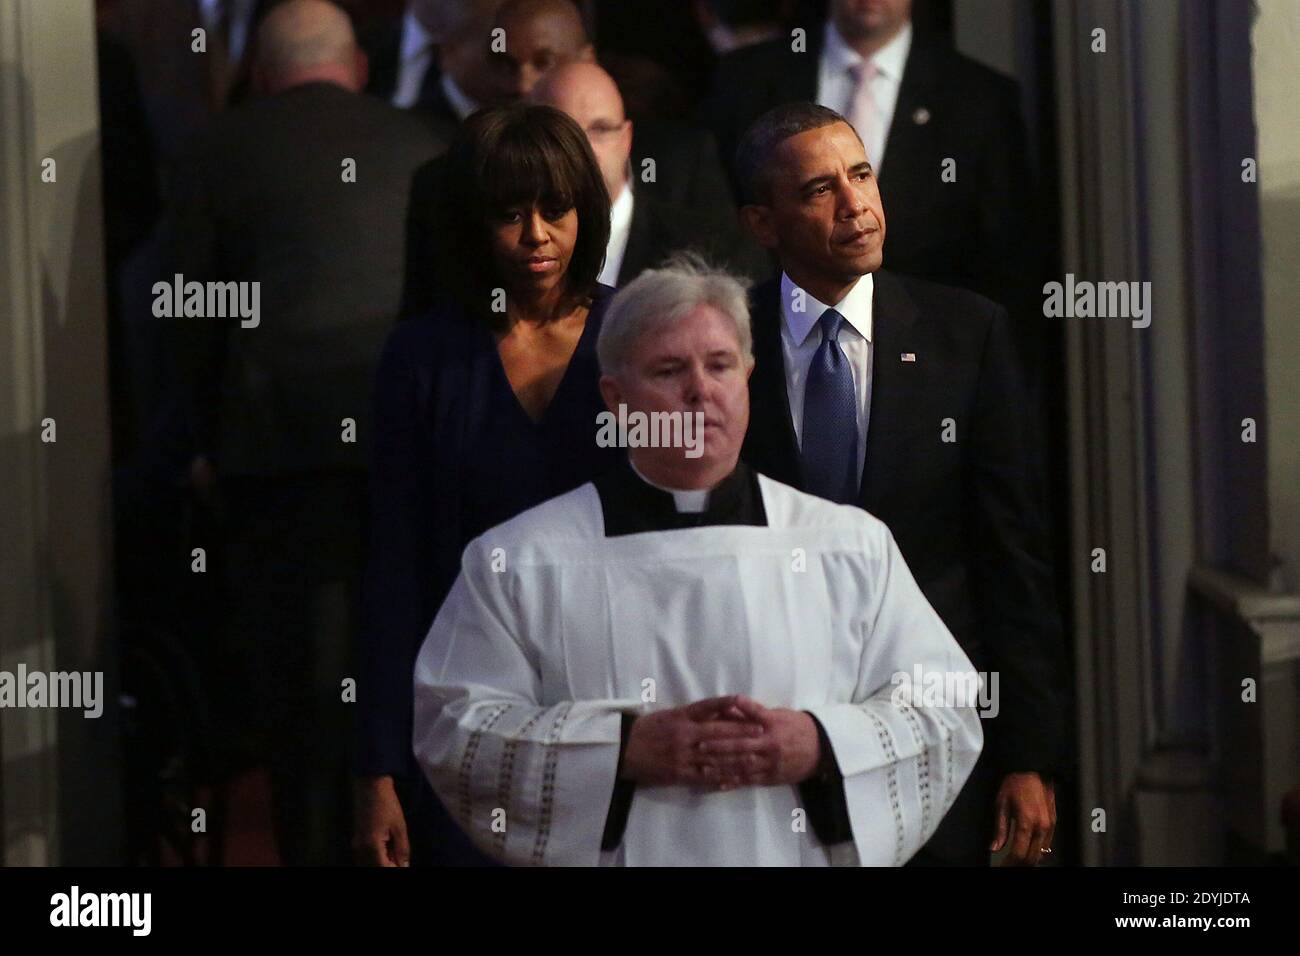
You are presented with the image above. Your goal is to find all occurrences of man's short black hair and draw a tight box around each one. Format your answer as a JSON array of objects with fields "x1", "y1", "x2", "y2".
[
  {"x1": 734, "y1": 102, "x2": 856, "y2": 205},
  {"x1": 435, "y1": 103, "x2": 611, "y2": 324}
]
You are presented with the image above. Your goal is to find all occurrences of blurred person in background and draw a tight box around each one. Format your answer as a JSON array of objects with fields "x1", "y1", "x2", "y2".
[
  {"x1": 694, "y1": 0, "x2": 790, "y2": 55},
  {"x1": 361, "y1": 0, "x2": 508, "y2": 124},
  {"x1": 163, "y1": 0, "x2": 449, "y2": 864}
]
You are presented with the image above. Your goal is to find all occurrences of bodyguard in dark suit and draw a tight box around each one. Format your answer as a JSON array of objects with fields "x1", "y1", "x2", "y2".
[
  {"x1": 164, "y1": 0, "x2": 449, "y2": 864},
  {"x1": 736, "y1": 102, "x2": 1064, "y2": 865},
  {"x1": 701, "y1": 0, "x2": 1039, "y2": 342}
]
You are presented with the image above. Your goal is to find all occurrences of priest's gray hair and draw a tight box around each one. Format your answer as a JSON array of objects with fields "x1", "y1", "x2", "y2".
[{"x1": 597, "y1": 253, "x2": 754, "y2": 376}]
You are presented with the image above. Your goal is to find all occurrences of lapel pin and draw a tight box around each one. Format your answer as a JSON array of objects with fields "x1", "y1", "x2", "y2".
[
  {"x1": 901, "y1": 352, "x2": 916, "y2": 362},
  {"x1": 912, "y1": 107, "x2": 930, "y2": 125}
]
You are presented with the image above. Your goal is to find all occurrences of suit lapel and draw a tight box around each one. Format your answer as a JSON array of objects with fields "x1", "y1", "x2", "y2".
[
  {"x1": 878, "y1": 41, "x2": 941, "y2": 194},
  {"x1": 744, "y1": 278, "x2": 802, "y2": 487},
  {"x1": 860, "y1": 270, "x2": 921, "y2": 508}
]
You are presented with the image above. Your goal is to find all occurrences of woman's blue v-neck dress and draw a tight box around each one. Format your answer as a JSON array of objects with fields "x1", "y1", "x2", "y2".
[{"x1": 358, "y1": 283, "x2": 621, "y2": 864}]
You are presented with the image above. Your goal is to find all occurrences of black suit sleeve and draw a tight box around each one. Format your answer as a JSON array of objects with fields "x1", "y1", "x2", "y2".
[
  {"x1": 600, "y1": 713, "x2": 639, "y2": 849},
  {"x1": 967, "y1": 305, "x2": 1066, "y2": 777},
  {"x1": 797, "y1": 713, "x2": 853, "y2": 845}
]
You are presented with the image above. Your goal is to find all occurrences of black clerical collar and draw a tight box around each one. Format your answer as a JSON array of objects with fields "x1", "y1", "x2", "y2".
[{"x1": 594, "y1": 457, "x2": 767, "y2": 537}]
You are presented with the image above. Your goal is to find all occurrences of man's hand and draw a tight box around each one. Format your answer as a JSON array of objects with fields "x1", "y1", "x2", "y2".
[
  {"x1": 695, "y1": 695, "x2": 821, "y2": 790},
  {"x1": 621, "y1": 695, "x2": 765, "y2": 787},
  {"x1": 990, "y1": 772, "x2": 1055, "y2": 865},
  {"x1": 353, "y1": 775, "x2": 411, "y2": 867}
]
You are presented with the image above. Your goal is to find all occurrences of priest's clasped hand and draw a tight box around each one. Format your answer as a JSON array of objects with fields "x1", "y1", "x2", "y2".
[{"x1": 621, "y1": 694, "x2": 822, "y2": 791}]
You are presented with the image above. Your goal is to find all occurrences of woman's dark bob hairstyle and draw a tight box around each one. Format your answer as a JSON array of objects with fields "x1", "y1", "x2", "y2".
[{"x1": 434, "y1": 103, "x2": 611, "y2": 324}]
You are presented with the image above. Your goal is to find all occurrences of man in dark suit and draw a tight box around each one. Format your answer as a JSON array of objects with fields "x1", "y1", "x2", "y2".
[
  {"x1": 164, "y1": 0, "x2": 450, "y2": 864},
  {"x1": 701, "y1": 0, "x2": 1039, "y2": 361},
  {"x1": 360, "y1": 0, "x2": 506, "y2": 124},
  {"x1": 736, "y1": 102, "x2": 1064, "y2": 866}
]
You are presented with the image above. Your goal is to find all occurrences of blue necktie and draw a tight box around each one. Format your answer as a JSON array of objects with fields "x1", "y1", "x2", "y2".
[{"x1": 801, "y1": 309, "x2": 859, "y2": 504}]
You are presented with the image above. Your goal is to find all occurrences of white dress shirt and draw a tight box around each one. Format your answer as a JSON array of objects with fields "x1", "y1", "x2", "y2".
[
  {"x1": 598, "y1": 183, "x2": 636, "y2": 287},
  {"x1": 198, "y1": 0, "x2": 256, "y2": 63},
  {"x1": 391, "y1": 9, "x2": 437, "y2": 108},
  {"x1": 816, "y1": 20, "x2": 913, "y2": 171},
  {"x1": 780, "y1": 271, "x2": 875, "y2": 480}
]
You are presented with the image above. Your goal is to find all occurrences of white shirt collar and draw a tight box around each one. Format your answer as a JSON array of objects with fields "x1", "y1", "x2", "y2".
[
  {"x1": 440, "y1": 71, "x2": 479, "y2": 120},
  {"x1": 628, "y1": 458, "x2": 711, "y2": 513},
  {"x1": 399, "y1": 8, "x2": 436, "y2": 62},
  {"x1": 822, "y1": 18, "x2": 913, "y2": 82},
  {"x1": 779, "y1": 271, "x2": 874, "y2": 347}
]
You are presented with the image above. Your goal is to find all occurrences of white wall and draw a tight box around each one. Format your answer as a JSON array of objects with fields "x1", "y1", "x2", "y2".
[
  {"x1": 0, "y1": 0, "x2": 121, "y2": 864},
  {"x1": 1253, "y1": 0, "x2": 1300, "y2": 591}
]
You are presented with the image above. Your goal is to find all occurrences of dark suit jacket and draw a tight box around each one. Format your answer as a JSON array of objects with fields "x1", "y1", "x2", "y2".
[
  {"x1": 742, "y1": 270, "x2": 1065, "y2": 858},
  {"x1": 701, "y1": 27, "x2": 1040, "y2": 340},
  {"x1": 630, "y1": 120, "x2": 736, "y2": 226},
  {"x1": 618, "y1": 191, "x2": 772, "y2": 286},
  {"x1": 165, "y1": 82, "x2": 451, "y2": 476}
]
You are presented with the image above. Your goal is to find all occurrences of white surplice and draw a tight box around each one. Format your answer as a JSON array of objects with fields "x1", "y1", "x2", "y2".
[{"x1": 412, "y1": 475, "x2": 983, "y2": 866}]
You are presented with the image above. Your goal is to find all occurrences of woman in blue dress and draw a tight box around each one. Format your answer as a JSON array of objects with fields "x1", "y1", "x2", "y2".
[{"x1": 354, "y1": 104, "x2": 620, "y2": 865}]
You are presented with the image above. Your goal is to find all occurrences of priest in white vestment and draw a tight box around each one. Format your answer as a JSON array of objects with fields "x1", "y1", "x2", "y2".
[{"x1": 413, "y1": 255, "x2": 983, "y2": 866}]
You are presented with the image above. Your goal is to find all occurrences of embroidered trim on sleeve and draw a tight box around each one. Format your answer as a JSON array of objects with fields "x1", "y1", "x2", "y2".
[
  {"x1": 530, "y1": 701, "x2": 574, "y2": 866},
  {"x1": 897, "y1": 704, "x2": 933, "y2": 840},
  {"x1": 496, "y1": 711, "x2": 544, "y2": 856},
  {"x1": 865, "y1": 708, "x2": 905, "y2": 865},
  {"x1": 459, "y1": 703, "x2": 511, "y2": 832}
]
